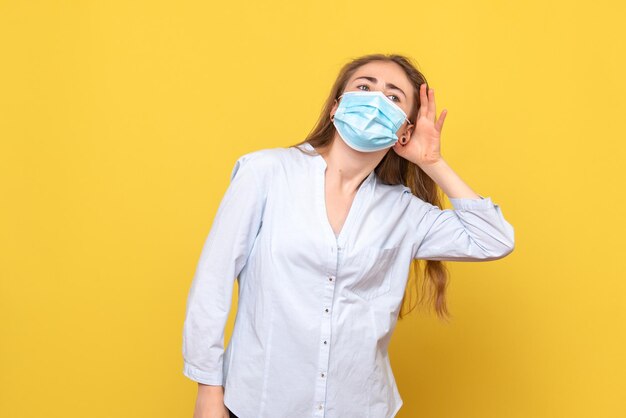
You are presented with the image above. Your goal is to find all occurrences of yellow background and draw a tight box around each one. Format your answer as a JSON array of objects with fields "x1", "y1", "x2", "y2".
[{"x1": 1, "y1": 1, "x2": 624, "y2": 417}]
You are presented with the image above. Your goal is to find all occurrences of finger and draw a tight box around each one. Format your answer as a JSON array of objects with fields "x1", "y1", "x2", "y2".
[
  {"x1": 436, "y1": 109, "x2": 447, "y2": 132},
  {"x1": 418, "y1": 83, "x2": 428, "y2": 119},
  {"x1": 428, "y1": 88, "x2": 436, "y2": 121}
]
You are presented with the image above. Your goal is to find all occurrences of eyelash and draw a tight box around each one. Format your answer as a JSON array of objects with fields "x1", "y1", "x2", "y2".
[{"x1": 356, "y1": 84, "x2": 400, "y2": 102}]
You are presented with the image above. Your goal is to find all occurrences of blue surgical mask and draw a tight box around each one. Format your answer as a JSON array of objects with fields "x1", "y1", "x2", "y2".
[{"x1": 332, "y1": 90, "x2": 412, "y2": 152}]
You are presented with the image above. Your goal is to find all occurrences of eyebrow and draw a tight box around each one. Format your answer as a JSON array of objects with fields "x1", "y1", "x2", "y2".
[{"x1": 352, "y1": 76, "x2": 407, "y2": 99}]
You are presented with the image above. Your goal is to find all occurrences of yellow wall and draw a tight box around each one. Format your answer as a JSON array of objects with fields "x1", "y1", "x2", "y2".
[{"x1": 1, "y1": 1, "x2": 624, "y2": 417}]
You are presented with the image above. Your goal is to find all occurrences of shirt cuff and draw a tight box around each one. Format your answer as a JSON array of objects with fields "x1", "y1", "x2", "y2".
[
  {"x1": 448, "y1": 195, "x2": 494, "y2": 211},
  {"x1": 183, "y1": 362, "x2": 224, "y2": 386}
]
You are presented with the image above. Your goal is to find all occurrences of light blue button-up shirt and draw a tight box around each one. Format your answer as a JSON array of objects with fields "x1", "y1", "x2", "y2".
[{"x1": 182, "y1": 141, "x2": 515, "y2": 418}]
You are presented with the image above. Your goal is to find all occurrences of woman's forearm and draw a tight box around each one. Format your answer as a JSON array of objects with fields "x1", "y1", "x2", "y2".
[{"x1": 420, "y1": 157, "x2": 482, "y2": 200}]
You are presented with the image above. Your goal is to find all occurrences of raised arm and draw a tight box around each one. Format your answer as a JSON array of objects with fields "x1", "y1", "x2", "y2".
[
  {"x1": 182, "y1": 151, "x2": 272, "y2": 386},
  {"x1": 392, "y1": 82, "x2": 514, "y2": 261},
  {"x1": 404, "y1": 191, "x2": 515, "y2": 261}
]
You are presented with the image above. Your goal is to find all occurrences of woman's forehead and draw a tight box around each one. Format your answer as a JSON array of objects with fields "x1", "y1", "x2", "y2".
[{"x1": 349, "y1": 62, "x2": 410, "y2": 86}]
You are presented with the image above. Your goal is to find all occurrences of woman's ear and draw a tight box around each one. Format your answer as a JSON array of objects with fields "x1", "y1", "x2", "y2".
[
  {"x1": 405, "y1": 122, "x2": 414, "y2": 139},
  {"x1": 330, "y1": 99, "x2": 338, "y2": 120}
]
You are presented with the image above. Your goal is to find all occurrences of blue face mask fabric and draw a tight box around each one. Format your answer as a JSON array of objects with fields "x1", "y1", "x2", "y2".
[{"x1": 332, "y1": 90, "x2": 412, "y2": 152}]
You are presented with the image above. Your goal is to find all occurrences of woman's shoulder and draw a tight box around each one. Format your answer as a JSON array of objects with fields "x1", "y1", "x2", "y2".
[
  {"x1": 233, "y1": 145, "x2": 288, "y2": 170},
  {"x1": 374, "y1": 177, "x2": 412, "y2": 199},
  {"x1": 235, "y1": 142, "x2": 312, "y2": 171}
]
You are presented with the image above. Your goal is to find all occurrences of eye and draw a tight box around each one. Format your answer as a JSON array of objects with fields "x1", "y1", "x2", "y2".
[{"x1": 356, "y1": 84, "x2": 400, "y2": 102}]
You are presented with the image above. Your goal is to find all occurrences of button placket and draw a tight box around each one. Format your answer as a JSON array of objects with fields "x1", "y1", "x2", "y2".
[
  {"x1": 313, "y1": 247, "x2": 338, "y2": 416},
  {"x1": 309, "y1": 145, "x2": 373, "y2": 416}
]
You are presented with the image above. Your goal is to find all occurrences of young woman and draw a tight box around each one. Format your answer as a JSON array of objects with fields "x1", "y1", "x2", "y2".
[{"x1": 182, "y1": 53, "x2": 515, "y2": 418}]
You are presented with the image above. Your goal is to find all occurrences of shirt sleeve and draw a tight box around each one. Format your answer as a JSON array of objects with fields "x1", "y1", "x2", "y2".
[
  {"x1": 182, "y1": 153, "x2": 270, "y2": 385},
  {"x1": 404, "y1": 191, "x2": 515, "y2": 261}
]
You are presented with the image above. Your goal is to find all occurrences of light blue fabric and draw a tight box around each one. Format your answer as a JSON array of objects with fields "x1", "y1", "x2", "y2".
[
  {"x1": 333, "y1": 91, "x2": 411, "y2": 152},
  {"x1": 182, "y1": 141, "x2": 515, "y2": 417}
]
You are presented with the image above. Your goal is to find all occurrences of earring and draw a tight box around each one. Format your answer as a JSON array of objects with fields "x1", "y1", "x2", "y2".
[{"x1": 330, "y1": 114, "x2": 335, "y2": 122}]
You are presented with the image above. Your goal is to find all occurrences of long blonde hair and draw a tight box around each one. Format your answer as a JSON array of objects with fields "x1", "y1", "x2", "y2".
[{"x1": 290, "y1": 53, "x2": 452, "y2": 321}]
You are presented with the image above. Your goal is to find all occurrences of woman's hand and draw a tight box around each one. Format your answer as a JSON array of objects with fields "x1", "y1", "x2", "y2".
[
  {"x1": 193, "y1": 384, "x2": 231, "y2": 418},
  {"x1": 393, "y1": 83, "x2": 447, "y2": 168}
]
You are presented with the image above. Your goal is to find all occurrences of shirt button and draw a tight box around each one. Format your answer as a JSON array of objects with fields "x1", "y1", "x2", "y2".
[
  {"x1": 321, "y1": 372, "x2": 325, "y2": 377},
  {"x1": 328, "y1": 275, "x2": 334, "y2": 281},
  {"x1": 324, "y1": 308, "x2": 329, "y2": 312},
  {"x1": 323, "y1": 340, "x2": 327, "y2": 344},
  {"x1": 318, "y1": 404, "x2": 324, "y2": 410}
]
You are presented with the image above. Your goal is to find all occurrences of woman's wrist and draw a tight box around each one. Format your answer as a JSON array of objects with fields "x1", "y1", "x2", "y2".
[{"x1": 198, "y1": 383, "x2": 224, "y2": 397}]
